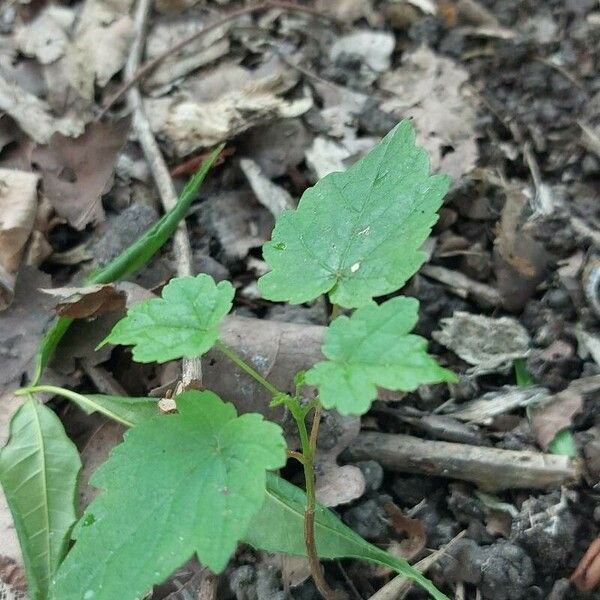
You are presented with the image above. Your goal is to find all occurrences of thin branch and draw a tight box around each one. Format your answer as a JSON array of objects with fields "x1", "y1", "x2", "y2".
[
  {"x1": 98, "y1": 1, "x2": 334, "y2": 120},
  {"x1": 126, "y1": 0, "x2": 202, "y2": 387}
]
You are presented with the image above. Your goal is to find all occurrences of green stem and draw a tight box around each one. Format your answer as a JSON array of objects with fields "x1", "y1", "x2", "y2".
[
  {"x1": 330, "y1": 304, "x2": 342, "y2": 321},
  {"x1": 214, "y1": 340, "x2": 284, "y2": 398},
  {"x1": 289, "y1": 400, "x2": 336, "y2": 600},
  {"x1": 16, "y1": 385, "x2": 135, "y2": 427}
]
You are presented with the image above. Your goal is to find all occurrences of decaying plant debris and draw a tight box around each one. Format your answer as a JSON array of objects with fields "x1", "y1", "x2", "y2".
[{"x1": 1, "y1": 0, "x2": 600, "y2": 598}]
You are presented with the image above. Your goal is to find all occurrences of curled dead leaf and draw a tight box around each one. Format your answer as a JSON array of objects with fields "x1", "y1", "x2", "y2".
[
  {"x1": 494, "y1": 190, "x2": 548, "y2": 312},
  {"x1": 384, "y1": 501, "x2": 427, "y2": 561},
  {"x1": 41, "y1": 284, "x2": 127, "y2": 318}
]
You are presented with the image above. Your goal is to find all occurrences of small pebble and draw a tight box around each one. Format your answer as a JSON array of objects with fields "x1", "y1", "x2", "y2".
[{"x1": 355, "y1": 460, "x2": 384, "y2": 493}]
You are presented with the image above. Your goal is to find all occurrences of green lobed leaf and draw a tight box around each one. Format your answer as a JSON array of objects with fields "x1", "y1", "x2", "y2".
[
  {"x1": 258, "y1": 120, "x2": 449, "y2": 308},
  {"x1": 306, "y1": 297, "x2": 457, "y2": 415},
  {"x1": 102, "y1": 274, "x2": 234, "y2": 363},
  {"x1": 31, "y1": 145, "x2": 224, "y2": 385},
  {"x1": 51, "y1": 391, "x2": 287, "y2": 600},
  {"x1": 244, "y1": 474, "x2": 449, "y2": 600},
  {"x1": 0, "y1": 399, "x2": 81, "y2": 600}
]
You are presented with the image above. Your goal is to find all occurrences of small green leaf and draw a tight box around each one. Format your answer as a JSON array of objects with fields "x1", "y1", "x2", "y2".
[
  {"x1": 244, "y1": 474, "x2": 449, "y2": 600},
  {"x1": 102, "y1": 274, "x2": 234, "y2": 363},
  {"x1": 548, "y1": 428, "x2": 577, "y2": 457},
  {"x1": 51, "y1": 391, "x2": 287, "y2": 600},
  {"x1": 0, "y1": 399, "x2": 81, "y2": 600},
  {"x1": 306, "y1": 297, "x2": 457, "y2": 415},
  {"x1": 258, "y1": 120, "x2": 449, "y2": 308},
  {"x1": 31, "y1": 145, "x2": 223, "y2": 385}
]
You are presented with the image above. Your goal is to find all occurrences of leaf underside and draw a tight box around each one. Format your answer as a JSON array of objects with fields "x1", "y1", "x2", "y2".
[
  {"x1": 0, "y1": 400, "x2": 81, "y2": 600},
  {"x1": 51, "y1": 391, "x2": 286, "y2": 600},
  {"x1": 306, "y1": 297, "x2": 457, "y2": 415},
  {"x1": 258, "y1": 120, "x2": 449, "y2": 308},
  {"x1": 102, "y1": 274, "x2": 234, "y2": 363}
]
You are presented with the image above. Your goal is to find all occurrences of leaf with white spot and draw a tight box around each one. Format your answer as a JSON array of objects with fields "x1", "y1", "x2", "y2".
[{"x1": 258, "y1": 120, "x2": 449, "y2": 308}]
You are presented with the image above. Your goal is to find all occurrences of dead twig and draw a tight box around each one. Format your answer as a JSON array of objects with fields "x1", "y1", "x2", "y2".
[
  {"x1": 98, "y1": 1, "x2": 334, "y2": 120},
  {"x1": 346, "y1": 432, "x2": 581, "y2": 491},
  {"x1": 368, "y1": 530, "x2": 466, "y2": 600},
  {"x1": 420, "y1": 264, "x2": 501, "y2": 308},
  {"x1": 126, "y1": 0, "x2": 202, "y2": 387}
]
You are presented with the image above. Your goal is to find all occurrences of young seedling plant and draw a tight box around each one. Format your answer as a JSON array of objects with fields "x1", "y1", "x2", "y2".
[{"x1": 2, "y1": 121, "x2": 457, "y2": 600}]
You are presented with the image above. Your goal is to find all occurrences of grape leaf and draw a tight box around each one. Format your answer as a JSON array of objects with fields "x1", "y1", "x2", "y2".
[
  {"x1": 102, "y1": 274, "x2": 234, "y2": 363},
  {"x1": 0, "y1": 400, "x2": 81, "y2": 600},
  {"x1": 306, "y1": 297, "x2": 457, "y2": 415},
  {"x1": 50, "y1": 391, "x2": 286, "y2": 600},
  {"x1": 244, "y1": 474, "x2": 449, "y2": 600},
  {"x1": 258, "y1": 120, "x2": 449, "y2": 308}
]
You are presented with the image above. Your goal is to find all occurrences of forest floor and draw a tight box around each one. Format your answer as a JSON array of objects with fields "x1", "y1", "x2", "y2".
[{"x1": 1, "y1": 0, "x2": 600, "y2": 599}]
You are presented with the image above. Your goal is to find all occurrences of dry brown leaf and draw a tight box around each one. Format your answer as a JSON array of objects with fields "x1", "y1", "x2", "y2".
[
  {"x1": 0, "y1": 555, "x2": 27, "y2": 600},
  {"x1": 433, "y1": 311, "x2": 530, "y2": 375},
  {"x1": 15, "y1": 4, "x2": 74, "y2": 65},
  {"x1": 316, "y1": 0, "x2": 378, "y2": 24},
  {"x1": 202, "y1": 191, "x2": 274, "y2": 260},
  {"x1": 240, "y1": 158, "x2": 295, "y2": 217},
  {"x1": 314, "y1": 411, "x2": 365, "y2": 507},
  {"x1": 330, "y1": 30, "x2": 395, "y2": 76},
  {"x1": 0, "y1": 73, "x2": 85, "y2": 144},
  {"x1": 305, "y1": 135, "x2": 379, "y2": 180},
  {"x1": 144, "y1": 17, "x2": 230, "y2": 88},
  {"x1": 379, "y1": 46, "x2": 478, "y2": 181},
  {"x1": 32, "y1": 118, "x2": 130, "y2": 230},
  {"x1": 79, "y1": 420, "x2": 127, "y2": 508},
  {"x1": 530, "y1": 388, "x2": 583, "y2": 451},
  {"x1": 41, "y1": 284, "x2": 127, "y2": 318},
  {"x1": 384, "y1": 501, "x2": 427, "y2": 561},
  {"x1": 154, "y1": 0, "x2": 202, "y2": 13},
  {"x1": 494, "y1": 189, "x2": 548, "y2": 312},
  {"x1": 145, "y1": 60, "x2": 312, "y2": 157},
  {"x1": 0, "y1": 268, "x2": 52, "y2": 392},
  {"x1": 0, "y1": 168, "x2": 39, "y2": 310},
  {"x1": 65, "y1": 0, "x2": 135, "y2": 102},
  {"x1": 571, "y1": 535, "x2": 600, "y2": 592}
]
